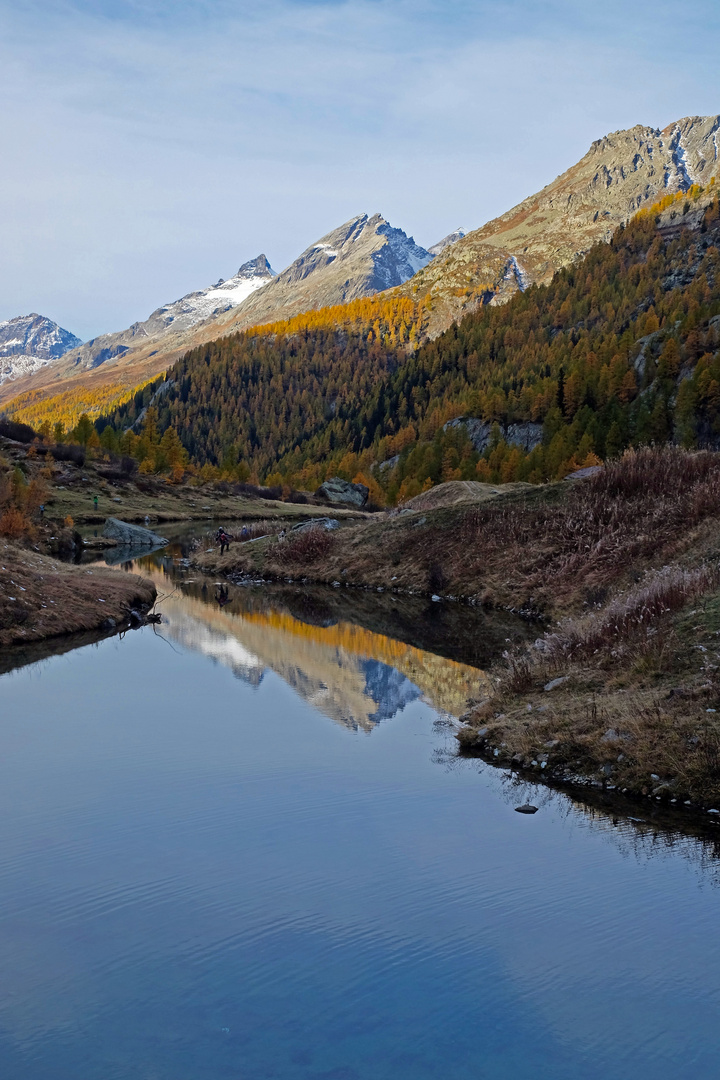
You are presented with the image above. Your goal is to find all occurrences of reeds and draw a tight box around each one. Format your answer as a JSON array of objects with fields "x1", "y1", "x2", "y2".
[{"x1": 459, "y1": 447, "x2": 720, "y2": 598}]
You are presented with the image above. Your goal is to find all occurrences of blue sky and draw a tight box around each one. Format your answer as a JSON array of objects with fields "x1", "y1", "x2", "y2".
[{"x1": 1, "y1": 0, "x2": 719, "y2": 339}]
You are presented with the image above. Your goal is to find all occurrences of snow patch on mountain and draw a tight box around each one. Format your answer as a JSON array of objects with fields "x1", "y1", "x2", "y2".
[
  {"x1": 313, "y1": 243, "x2": 340, "y2": 259},
  {"x1": 150, "y1": 255, "x2": 275, "y2": 333},
  {"x1": 504, "y1": 256, "x2": 530, "y2": 291},
  {"x1": 670, "y1": 125, "x2": 696, "y2": 189}
]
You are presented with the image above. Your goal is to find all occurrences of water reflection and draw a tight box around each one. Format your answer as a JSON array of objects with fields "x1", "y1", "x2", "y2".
[
  {"x1": 3, "y1": 546, "x2": 720, "y2": 1079},
  {"x1": 137, "y1": 561, "x2": 493, "y2": 731}
]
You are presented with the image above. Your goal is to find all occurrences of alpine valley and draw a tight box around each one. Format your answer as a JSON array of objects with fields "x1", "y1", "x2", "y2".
[{"x1": 3, "y1": 112, "x2": 720, "y2": 494}]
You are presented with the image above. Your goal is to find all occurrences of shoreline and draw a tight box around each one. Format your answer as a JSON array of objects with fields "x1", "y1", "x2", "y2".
[
  {"x1": 194, "y1": 449, "x2": 720, "y2": 810},
  {"x1": 0, "y1": 542, "x2": 157, "y2": 648}
]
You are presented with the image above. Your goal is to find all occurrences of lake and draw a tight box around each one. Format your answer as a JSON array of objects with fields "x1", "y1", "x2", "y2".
[{"x1": 1, "y1": 555, "x2": 719, "y2": 1079}]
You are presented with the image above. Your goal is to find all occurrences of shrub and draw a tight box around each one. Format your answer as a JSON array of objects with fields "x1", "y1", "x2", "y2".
[
  {"x1": 233, "y1": 481, "x2": 284, "y2": 501},
  {"x1": 0, "y1": 418, "x2": 37, "y2": 443},
  {"x1": 50, "y1": 443, "x2": 86, "y2": 465},
  {"x1": 272, "y1": 528, "x2": 335, "y2": 564},
  {"x1": 0, "y1": 505, "x2": 32, "y2": 538}
]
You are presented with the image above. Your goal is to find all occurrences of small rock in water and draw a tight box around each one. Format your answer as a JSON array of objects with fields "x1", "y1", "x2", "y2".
[{"x1": 515, "y1": 804, "x2": 539, "y2": 815}]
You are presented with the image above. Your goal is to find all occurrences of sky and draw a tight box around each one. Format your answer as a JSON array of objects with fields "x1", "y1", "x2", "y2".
[{"x1": 0, "y1": 0, "x2": 719, "y2": 341}]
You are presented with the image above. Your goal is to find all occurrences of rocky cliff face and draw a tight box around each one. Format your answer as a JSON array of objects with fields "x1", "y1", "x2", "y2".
[
  {"x1": 400, "y1": 114, "x2": 720, "y2": 334},
  {"x1": 0, "y1": 314, "x2": 81, "y2": 385}
]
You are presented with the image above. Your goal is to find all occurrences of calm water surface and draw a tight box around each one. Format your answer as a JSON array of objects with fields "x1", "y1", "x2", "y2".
[{"x1": 1, "y1": 565, "x2": 719, "y2": 1079}]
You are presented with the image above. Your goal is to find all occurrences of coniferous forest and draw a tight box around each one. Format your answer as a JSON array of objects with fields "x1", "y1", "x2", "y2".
[{"x1": 98, "y1": 186, "x2": 720, "y2": 503}]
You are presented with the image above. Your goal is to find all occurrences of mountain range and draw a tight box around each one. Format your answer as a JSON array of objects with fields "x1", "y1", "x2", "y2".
[
  {"x1": 1, "y1": 113, "x2": 719, "y2": 422},
  {"x1": 0, "y1": 214, "x2": 435, "y2": 412}
]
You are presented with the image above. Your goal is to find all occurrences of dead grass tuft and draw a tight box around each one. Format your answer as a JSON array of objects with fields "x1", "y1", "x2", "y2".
[
  {"x1": 458, "y1": 447, "x2": 720, "y2": 606},
  {"x1": 271, "y1": 528, "x2": 336, "y2": 565}
]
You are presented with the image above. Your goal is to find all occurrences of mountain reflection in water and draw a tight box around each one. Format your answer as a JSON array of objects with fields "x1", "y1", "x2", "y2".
[{"x1": 138, "y1": 564, "x2": 493, "y2": 731}]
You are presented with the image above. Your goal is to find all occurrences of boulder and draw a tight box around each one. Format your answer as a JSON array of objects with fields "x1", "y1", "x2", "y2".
[
  {"x1": 315, "y1": 477, "x2": 369, "y2": 508},
  {"x1": 102, "y1": 517, "x2": 168, "y2": 548},
  {"x1": 291, "y1": 517, "x2": 340, "y2": 533},
  {"x1": 564, "y1": 465, "x2": 603, "y2": 480}
]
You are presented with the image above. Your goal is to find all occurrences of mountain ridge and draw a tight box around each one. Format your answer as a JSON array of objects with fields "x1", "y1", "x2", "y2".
[
  {"x1": 398, "y1": 114, "x2": 720, "y2": 334},
  {"x1": 0, "y1": 214, "x2": 433, "y2": 415},
  {"x1": 4, "y1": 113, "x2": 720, "y2": 421}
]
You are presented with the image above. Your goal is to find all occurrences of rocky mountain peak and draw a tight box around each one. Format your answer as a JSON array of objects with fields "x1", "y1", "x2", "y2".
[
  {"x1": 428, "y1": 229, "x2": 467, "y2": 256},
  {"x1": 235, "y1": 254, "x2": 275, "y2": 280},
  {"x1": 0, "y1": 313, "x2": 82, "y2": 386},
  {"x1": 217, "y1": 213, "x2": 433, "y2": 332}
]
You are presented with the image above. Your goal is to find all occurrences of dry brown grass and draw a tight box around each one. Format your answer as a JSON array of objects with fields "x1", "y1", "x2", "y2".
[
  {"x1": 0, "y1": 542, "x2": 156, "y2": 646},
  {"x1": 451, "y1": 450, "x2": 720, "y2": 806},
  {"x1": 543, "y1": 564, "x2": 720, "y2": 665},
  {"x1": 456, "y1": 447, "x2": 720, "y2": 609},
  {"x1": 270, "y1": 528, "x2": 336, "y2": 566}
]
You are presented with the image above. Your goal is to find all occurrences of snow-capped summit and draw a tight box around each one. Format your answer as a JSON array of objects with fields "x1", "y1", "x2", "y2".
[
  {"x1": 0, "y1": 219, "x2": 430, "y2": 407},
  {"x1": 0, "y1": 313, "x2": 82, "y2": 385},
  {"x1": 428, "y1": 229, "x2": 467, "y2": 256},
  {"x1": 44, "y1": 255, "x2": 276, "y2": 376},
  {"x1": 147, "y1": 254, "x2": 276, "y2": 334}
]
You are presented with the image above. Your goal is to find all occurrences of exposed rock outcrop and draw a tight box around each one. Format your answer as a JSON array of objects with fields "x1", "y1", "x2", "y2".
[
  {"x1": 443, "y1": 417, "x2": 543, "y2": 454},
  {"x1": 291, "y1": 517, "x2": 340, "y2": 533},
  {"x1": 399, "y1": 114, "x2": 720, "y2": 334},
  {"x1": 0, "y1": 314, "x2": 82, "y2": 385},
  {"x1": 315, "y1": 477, "x2": 369, "y2": 508}
]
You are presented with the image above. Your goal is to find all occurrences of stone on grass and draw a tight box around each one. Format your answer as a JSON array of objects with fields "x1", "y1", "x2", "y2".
[{"x1": 544, "y1": 676, "x2": 569, "y2": 692}]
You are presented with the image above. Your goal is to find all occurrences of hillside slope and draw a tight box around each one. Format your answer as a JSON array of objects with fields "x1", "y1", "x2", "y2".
[
  {"x1": 0, "y1": 256, "x2": 276, "y2": 417},
  {"x1": 400, "y1": 114, "x2": 720, "y2": 335}
]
